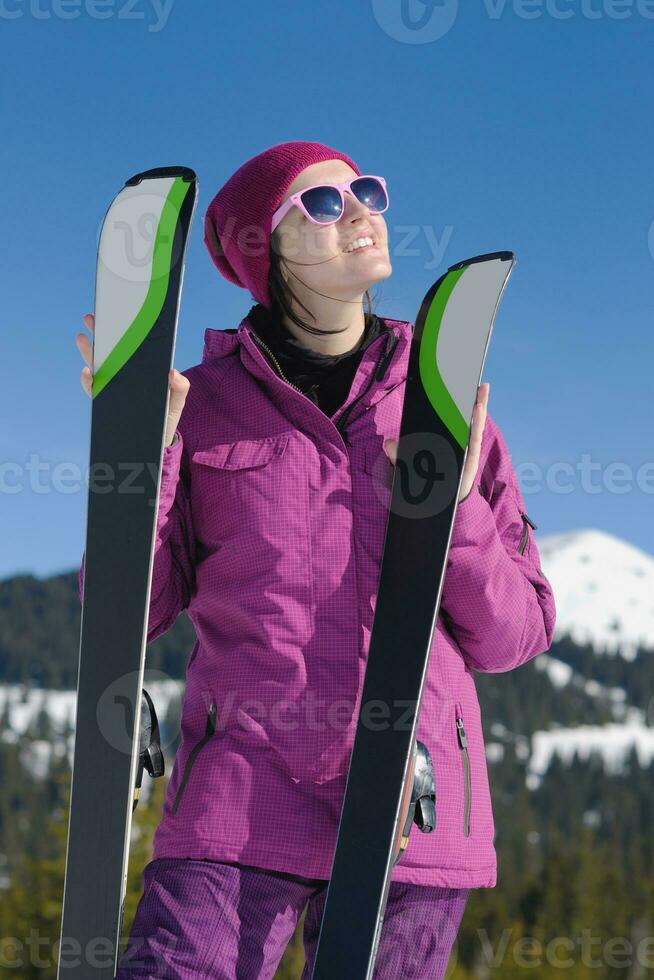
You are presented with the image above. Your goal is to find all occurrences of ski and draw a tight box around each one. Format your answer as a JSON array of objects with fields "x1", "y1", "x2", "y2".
[
  {"x1": 311, "y1": 251, "x2": 515, "y2": 980},
  {"x1": 57, "y1": 166, "x2": 198, "y2": 978}
]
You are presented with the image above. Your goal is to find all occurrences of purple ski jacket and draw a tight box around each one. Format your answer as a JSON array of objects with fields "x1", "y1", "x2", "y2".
[{"x1": 79, "y1": 312, "x2": 556, "y2": 888}]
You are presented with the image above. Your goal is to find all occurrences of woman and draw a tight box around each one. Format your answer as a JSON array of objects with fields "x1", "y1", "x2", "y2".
[{"x1": 77, "y1": 141, "x2": 556, "y2": 979}]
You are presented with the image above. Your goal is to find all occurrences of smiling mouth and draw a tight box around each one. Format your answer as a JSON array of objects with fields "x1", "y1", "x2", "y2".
[{"x1": 342, "y1": 237, "x2": 379, "y2": 255}]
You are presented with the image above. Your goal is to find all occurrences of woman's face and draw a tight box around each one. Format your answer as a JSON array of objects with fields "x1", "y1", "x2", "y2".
[{"x1": 272, "y1": 160, "x2": 392, "y2": 304}]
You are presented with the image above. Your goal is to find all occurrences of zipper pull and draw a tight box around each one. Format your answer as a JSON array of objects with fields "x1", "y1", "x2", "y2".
[
  {"x1": 456, "y1": 717, "x2": 467, "y2": 749},
  {"x1": 521, "y1": 513, "x2": 538, "y2": 530},
  {"x1": 374, "y1": 332, "x2": 399, "y2": 381},
  {"x1": 206, "y1": 702, "x2": 217, "y2": 736}
]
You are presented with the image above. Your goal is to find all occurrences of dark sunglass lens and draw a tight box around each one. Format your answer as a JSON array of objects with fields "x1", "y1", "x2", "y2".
[
  {"x1": 300, "y1": 185, "x2": 343, "y2": 223},
  {"x1": 352, "y1": 177, "x2": 388, "y2": 212}
]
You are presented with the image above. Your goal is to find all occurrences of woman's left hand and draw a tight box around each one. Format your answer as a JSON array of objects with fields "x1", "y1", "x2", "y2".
[{"x1": 383, "y1": 382, "x2": 490, "y2": 503}]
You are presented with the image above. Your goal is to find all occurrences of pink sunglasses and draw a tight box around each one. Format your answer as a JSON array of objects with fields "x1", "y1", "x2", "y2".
[{"x1": 271, "y1": 175, "x2": 389, "y2": 233}]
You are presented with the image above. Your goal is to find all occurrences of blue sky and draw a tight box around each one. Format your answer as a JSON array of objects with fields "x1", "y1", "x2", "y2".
[{"x1": 3, "y1": 0, "x2": 653, "y2": 579}]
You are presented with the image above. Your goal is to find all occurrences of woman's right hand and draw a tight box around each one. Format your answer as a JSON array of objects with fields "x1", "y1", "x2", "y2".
[{"x1": 76, "y1": 312, "x2": 191, "y2": 449}]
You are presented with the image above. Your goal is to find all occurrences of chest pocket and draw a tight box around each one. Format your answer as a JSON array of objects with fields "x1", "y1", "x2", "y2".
[
  {"x1": 193, "y1": 434, "x2": 289, "y2": 470},
  {"x1": 190, "y1": 434, "x2": 291, "y2": 547}
]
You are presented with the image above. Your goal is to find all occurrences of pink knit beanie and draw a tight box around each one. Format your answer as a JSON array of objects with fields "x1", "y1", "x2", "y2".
[{"x1": 204, "y1": 140, "x2": 361, "y2": 310}]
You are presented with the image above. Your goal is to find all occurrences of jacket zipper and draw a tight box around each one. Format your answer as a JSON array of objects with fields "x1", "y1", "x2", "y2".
[
  {"x1": 455, "y1": 704, "x2": 471, "y2": 837},
  {"x1": 333, "y1": 330, "x2": 398, "y2": 444},
  {"x1": 250, "y1": 332, "x2": 306, "y2": 396},
  {"x1": 250, "y1": 327, "x2": 399, "y2": 446},
  {"x1": 518, "y1": 513, "x2": 538, "y2": 555},
  {"x1": 172, "y1": 702, "x2": 217, "y2": 815}
]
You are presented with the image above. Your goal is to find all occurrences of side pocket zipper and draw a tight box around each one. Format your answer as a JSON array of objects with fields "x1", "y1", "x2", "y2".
[
  {"x1": 455, "y1": 703, "x2": 471, "y2": 838},
  {"x1": 172, "y1": 702, "x2": 217, "y2": 815},
  {"x1": 518, "y1": 513, "x2": 538, "y2": 555}
]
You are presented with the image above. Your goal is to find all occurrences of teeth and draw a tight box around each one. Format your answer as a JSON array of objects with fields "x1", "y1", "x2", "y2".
[{"x1": 344, "y1": 236, "x2": 374, "y2": 253}]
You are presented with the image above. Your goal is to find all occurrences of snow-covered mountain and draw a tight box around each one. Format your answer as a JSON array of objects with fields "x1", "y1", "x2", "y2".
[{"x1": 538, "y1": 528, "x2": 654, "y2": 660}]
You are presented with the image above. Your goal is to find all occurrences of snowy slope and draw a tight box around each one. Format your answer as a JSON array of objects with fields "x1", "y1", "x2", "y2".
[
  {"x1": 527, "y1": 719, "x2": 654, "y2": 788},
  {"x1": 0, "y1": 678, "x2": 184, "y2": 782},
  {"x1": 5, "y1": 527, "x2": 654, "y2": 790},
  {"x1": 538, "y1": 528, "x2": 654, "y2": 659},
  {"x1": 483, "y1": 650, "x2": 652, "y2": 785}
]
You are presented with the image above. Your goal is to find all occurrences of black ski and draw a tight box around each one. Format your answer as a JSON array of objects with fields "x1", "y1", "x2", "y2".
[
  {"x1": 311, "y1": 251, "x2": 515, "y2": 980},
  {"x1": 57, "y1": 166, "x2": 198, "y2": 978}
]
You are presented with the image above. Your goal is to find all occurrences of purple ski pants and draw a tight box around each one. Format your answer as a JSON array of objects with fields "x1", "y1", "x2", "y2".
[{"x1": 115, "y1": 857, "x2": 469, "y2": 979}]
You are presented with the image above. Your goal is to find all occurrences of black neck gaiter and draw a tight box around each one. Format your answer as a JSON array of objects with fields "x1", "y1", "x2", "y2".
[{"x1": 247, "y1": 303, "x2": 387, "y2": 417}]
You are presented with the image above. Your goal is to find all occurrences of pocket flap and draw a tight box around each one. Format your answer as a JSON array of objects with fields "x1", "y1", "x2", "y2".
[{"x1": 192, "y1": 433, "x2": 289, "y2": 471}]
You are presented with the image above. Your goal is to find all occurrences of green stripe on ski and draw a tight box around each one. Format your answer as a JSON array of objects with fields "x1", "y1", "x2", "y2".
[
  {"x1": 92, "y1": 177, "x2": 191, "y2": 398},
  {"x1": 418, "y1": 265, "x2": 469, "y2": 449}
]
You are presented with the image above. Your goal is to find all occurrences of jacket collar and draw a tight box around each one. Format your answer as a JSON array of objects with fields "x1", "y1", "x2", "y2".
[{"x1": 202, "y1": 312, "x2": 412, "y2": 394}]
